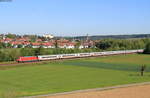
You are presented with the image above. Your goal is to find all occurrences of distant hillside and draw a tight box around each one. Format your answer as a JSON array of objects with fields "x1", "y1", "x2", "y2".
[{"x1": 65, "y1": 34, "x2": 150, "y2": 40}]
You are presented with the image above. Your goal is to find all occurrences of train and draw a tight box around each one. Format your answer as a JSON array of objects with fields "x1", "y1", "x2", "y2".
[{"x1": 16, "y1": 49, "x2": 143, "y2": 63}]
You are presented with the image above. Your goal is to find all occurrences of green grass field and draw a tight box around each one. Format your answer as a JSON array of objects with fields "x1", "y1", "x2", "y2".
[{"x1": 0, "y1": 54, "x2": 150, "y2": 97}]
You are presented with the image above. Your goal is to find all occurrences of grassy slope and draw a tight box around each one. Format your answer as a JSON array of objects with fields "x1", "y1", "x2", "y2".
[{"x1": 0, "y1": 54, "x2": 150, "y2": 97}]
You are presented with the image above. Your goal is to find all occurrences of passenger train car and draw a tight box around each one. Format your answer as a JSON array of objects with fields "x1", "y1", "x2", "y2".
[{"x1": 16, "y1": 49, "x2": 143, "y2": 63}]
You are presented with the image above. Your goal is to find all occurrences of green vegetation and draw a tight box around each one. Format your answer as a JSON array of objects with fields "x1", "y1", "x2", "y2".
[
  {"x1": 70, "y1": 34, "x2": 150, "y2": 40},
  {"x1": 0, "y1": 54, "x2": 150, "y2": 97},
  {"x1": 0, "y1": 48, "x2": 100, "y2": 62},
  {"x1": 5, "y1": 34, "x2": 16, "y2": 39},
  {"x1": 95, "y1": 38, "x2": 149, "y2": 50},
  {"x1": 144, "y1": 42, "x2": 150, "y2": 54}
]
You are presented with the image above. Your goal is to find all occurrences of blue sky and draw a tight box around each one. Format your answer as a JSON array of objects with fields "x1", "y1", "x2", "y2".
[{"x1": 0, "y1": 0, "x2": 150, "y2": 36}]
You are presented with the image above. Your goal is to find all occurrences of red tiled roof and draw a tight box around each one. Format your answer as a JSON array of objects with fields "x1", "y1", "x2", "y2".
[
  {"x1": 36, "y1": 39, "x2": 42, "y2": 42},
  {"x1": 17, "y1": 37, "x2": 30, "y2": 41},
  {"x1": 58, "y1": 42, "x2": 75, "y2": 46},
  {"x1": 42, "y1": 42, "x2": 54, "y2": 46},
  {"x1": 58, "y1": 39, "x2": 69, "y2": 43},
  {"x1": 58, "y1": 43, "x2": 66, "y2": 46},
  {"x1": 32, "y1": 43, "x2": 41, "y2": 46},
  {"x1": 22, "y1": 42, "x2": 30, "y2": 45},
  {"x1": 66, "y1": 42, "x2": 75, "y2": 46},
  {"x1": 11, "y1": 41, "x2": 22, "y2": 45}
]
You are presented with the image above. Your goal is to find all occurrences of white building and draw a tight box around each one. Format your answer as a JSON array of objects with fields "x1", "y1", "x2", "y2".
[{"x1": 43, "y1": 34, "x2": 54, "y2": 39}]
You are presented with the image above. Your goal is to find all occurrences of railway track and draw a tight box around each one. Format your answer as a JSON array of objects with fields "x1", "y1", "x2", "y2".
[{"x1": 0, "y1": 62, "x2": 36, "y2": 66}]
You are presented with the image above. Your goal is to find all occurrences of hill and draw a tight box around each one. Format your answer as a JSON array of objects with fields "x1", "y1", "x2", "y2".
[{"x1": 64, "y1": 34, "x2": 150, "y2": 40}]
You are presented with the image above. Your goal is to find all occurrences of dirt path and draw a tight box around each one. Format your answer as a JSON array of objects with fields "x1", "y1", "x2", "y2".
[{"x1": 45, "y1": 84, "x2": 150, "y2": 98}]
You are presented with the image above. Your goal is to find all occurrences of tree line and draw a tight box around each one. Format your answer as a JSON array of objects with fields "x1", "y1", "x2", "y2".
[
  {"x1": 95, "y1": 38, "x2": 149, "y2": 50},
  {"x1": 0, "y1": 48, "x2": 99, "y2": 62}
]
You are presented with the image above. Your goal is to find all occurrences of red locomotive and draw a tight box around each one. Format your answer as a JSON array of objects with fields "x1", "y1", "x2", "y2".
[{"x1": 16, "y1": 56, "x2": 39, "y2": 63}]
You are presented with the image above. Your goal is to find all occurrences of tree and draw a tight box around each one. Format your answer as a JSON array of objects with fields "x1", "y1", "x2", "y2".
[
  {"x1": 9, "y1": 49, "x2": 21, "y2": 61},
  {"x1": 75, "y1": 41, "x2": 81, "y2": 48},
  {"x1": 143, "y1": 42, "x2": 150, "y2": 54},
  {"x1": 17, "y1": 44, "x2": 23, "y2": 48},
  {"x1": 54, "y1": 39, "x2": 58, "y2": 48},
  {"x1": 6, "y1": 43, "x2": 12, "y2": 48},
  {"x1": 140, "y1": 65, "x2": 146, "y2": 76},
  {"x1": 6, "y1": 33, "x2": 16, "y2": 39},
  {"x1": 0, "y1": 42, "x2": 4, "y2": 49},
  {"x1": 34, "y1": 46, "x2": 45, "y2": 55},
  {"x1": 95, "y1": 40, "x2": 111, "y2": 50}
]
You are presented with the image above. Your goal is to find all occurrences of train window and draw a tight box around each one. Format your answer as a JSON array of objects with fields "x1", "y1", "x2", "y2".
[
  {"x1": 42, "y1": 56, "x2": 57, "y2": 58},
  {"x1": 62, "y1": 54, "x2": 75, "y2": 56},
  {"x1": 80, "y1": 54, "x2": 90, "y2": 55}
]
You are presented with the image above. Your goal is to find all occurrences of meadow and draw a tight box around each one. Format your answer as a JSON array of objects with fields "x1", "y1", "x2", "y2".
[{"x1": 0, "y1": 54, "x2": 150, "y2": 97}]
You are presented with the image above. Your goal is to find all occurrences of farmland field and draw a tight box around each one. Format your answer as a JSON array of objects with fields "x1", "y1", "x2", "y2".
[{"x1": 0, "y1": 54, "x2": 150, "y2": 97}]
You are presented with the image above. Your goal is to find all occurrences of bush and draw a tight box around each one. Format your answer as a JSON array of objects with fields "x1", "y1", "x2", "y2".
[{"x1": 143, "y1": 42, "x2": 150, "y2": 54}]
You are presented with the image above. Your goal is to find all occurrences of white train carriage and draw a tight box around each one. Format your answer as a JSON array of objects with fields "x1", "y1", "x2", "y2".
[
  {"x1": 79, "y1": 53, "x2": 92, "y2": 57},
  {"x1": 107, "y1": 51, "x2": 116, "y2": 55},
  {"x1": 124, "y1": 50, "x2": 132, "y2": 54},
  {"x1": 123, "y1": 50, "x2": 138, "y2": 54},
  {"x1": 132, "y1": 49, "x2": 143, "y2": 53},
  {"x1": 137, "y1": 49, "x2": 144, "y2": 53},
  {"x1": 112, "y1": 51, "x2": 124, "y2": 55},
  {"x1": 60, "y1": 54, "x2": 79, "y2": 59},
  {"x1": 101, "y1": 51, "x2": 111, "y2": 55},
  {"x1": 92, "y1": 52, "x2": 103, "y2": 56},
  {"x1": 38, "y1": 55, "x2": 59, "y2": 61},
  {"x1": 37, "y1": 49, "x2": 143, "y2": 61}
]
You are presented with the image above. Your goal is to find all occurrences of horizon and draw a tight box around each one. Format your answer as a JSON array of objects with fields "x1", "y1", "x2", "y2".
[
  {"x1": 0, "y1": 0, "x2": 150, "y2": 36},
  {"x1": 1, "y1": 33, "x2": 150, "y2": 37}
]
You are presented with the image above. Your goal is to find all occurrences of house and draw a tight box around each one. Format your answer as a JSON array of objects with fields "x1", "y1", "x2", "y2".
[
  {"x1": 79, "y1": 41, "x2": 95, "y2": 49},
  {"x1": 3, "y1": 38, "x2": 13, "y2": 43},
  {"x1": 36, "y1": 39, "x2": 42, "y2": 42},
  {"x1": 66, "y1": 42, "x2": 75, "y2": 49},
  {"x1": 10, "y1": 41, "x2": 23, "y2": 48},
  {"x1": 43, "y1": 34, "x2": 54, "y2": 39},
  {"x1": 42, "y1": 42, "x2": 55, "y2": 48},
  {"x1": 22, "y1": 41, "x2": 31, "y2": 47},
  {"x1": 58, "y1": 42, "x2": 75, "y2": 49},
  {"x1": 58, "y1": 43, "x2": 66, "y2": 48},
  {"x1": 31, "y1": 43, "x2": 41, "y2": 48},
  {"x1": 79, "y1": 45, "x2": 84, "y2": 49}
]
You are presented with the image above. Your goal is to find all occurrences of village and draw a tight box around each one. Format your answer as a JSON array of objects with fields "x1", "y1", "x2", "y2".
[{"x1": 0, "y1": 33, "x2": 95, "y2": 49}]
